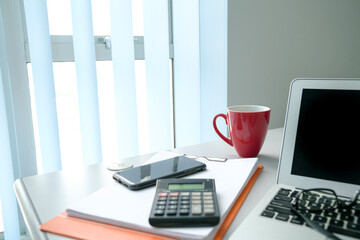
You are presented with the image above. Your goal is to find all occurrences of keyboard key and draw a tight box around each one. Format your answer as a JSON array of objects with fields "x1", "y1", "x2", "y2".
[
  {"x1": 290, "y1": 190, "x2": 300, "y2": 198},
  {"x1": 278, "y1": 189, "x2": 291, "y2": 196},
  {"x1": 275, "y1": 213, "x2": 289, "y2": 221},
  {"x1": 304, "y1": 212, "x2": 312, "y2": 219},
  {"x1": 313, "y1": 215, "x2": 327, "y2": 223},
  {"x1": 327, "y1": 224, "x2": 360, "y2": 239},
  {"x1": 324, "y1": 210, "x2": 338, "y2": 218},
  {"x1": 261, "y1": 210, "x2": 275, "y2": 218},
  {"x1": 265, "y1": 205, "x2": 292, "y2": 215},
  {"x1": 308, "y1": 202, "x2": 323, "y2": 210},
  {"x1": 290, "y1": 216, "x2": 304, "y2": 225},
  {"x1": 340, "y1": 214, "x2": 354, "y2": 222},
  {"x1": 301, "y1": 195, "x2": 316, "y2": 202},
  {"x1": 274, "y1": 195, "x2": 292, "y2": 202},
  {"x1": 270, "y1": 200, "x2": 293, "y2": 208},
  {"x1": 338, "y1": 207, "x2": 353, "y2": 215},
  {"x1": 347, "y1": 222, "x2": 360, "y2": 231},
  {"x1": 330, "y1": 219, "x2": 344, "y2": 227},
  {"x1": 306, "y1": 222, "x2": 325, "y2": 228}
]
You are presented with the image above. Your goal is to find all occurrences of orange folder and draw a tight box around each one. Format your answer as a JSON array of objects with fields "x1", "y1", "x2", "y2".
[{"x1": 40, "y1": 165, "x2": 263, "y2": 240}]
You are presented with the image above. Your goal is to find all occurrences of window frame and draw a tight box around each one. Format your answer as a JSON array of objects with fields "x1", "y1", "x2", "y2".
[{"x1": 24, "y1": 36, "x2": 174, "y2": 63}]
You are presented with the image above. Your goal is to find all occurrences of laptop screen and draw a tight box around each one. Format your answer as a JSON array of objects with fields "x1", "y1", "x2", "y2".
[{"x1": 291, "y1": 89, "x2": 360, "y2": 185}]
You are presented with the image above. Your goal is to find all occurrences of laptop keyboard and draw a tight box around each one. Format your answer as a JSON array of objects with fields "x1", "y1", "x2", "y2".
[{"x1": 261, "y1": 188, "x2": 360, "y2": 239}]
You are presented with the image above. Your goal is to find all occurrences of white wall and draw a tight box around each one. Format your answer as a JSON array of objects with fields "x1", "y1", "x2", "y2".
[{"x1": 228, "y1": 0, "x2": 360, "y2": 129}]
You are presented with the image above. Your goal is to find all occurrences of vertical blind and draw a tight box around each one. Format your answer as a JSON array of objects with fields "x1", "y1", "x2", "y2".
[
  {"x1": 23, "y1": 0, "x2": 62, "y2": 173},
  {"x1": 1, "y1": 0, "x2": 227, "y2": 238},
  {"x1": 0, "y1": 10, "x2": 20, "y2": 239},
  {"x1": 22, "y1": 0, "x2": 227, "y2": 172},
  {"x1": 173, "y1": 0, "x2": 201, "y2": 147},
  {"x1": 143, "y1": 0, "x2": 173, "y2": 152},
  {"x1": 109, "y1": 0, "x2": 139, "y2": 159},
  {"x1": 70, "y1": 0, "x2": 102, "y2": 165},
  {"x1": 199, "y1": 0, "x2": 228, "y2": 142},
  {"x1": 0, "y1": 69, "x2": 20, "y2": 240}
]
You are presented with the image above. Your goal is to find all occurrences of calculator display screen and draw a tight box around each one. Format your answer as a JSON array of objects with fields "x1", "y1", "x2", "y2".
[{"x1": 168, "y1": 183, "x2": 204, "y2": 190}]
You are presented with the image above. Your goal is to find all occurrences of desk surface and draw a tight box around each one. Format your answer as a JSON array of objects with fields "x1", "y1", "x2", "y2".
[{"x1": 14, "y1": 128, "x2": 283, "y2": 240}]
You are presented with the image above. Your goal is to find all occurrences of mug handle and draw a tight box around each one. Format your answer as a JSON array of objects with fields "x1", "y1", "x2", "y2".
[{"x1": 213, "y1": 113, "x2": 233, "y2": 146}]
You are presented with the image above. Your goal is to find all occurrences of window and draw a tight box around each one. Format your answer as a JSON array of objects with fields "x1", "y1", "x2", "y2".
[
  {"x1": 25, "y1": 0, "x2": 174, "y2": 173},
  {"x1": 1, "y1": 0, "x2": 227, "y2": 237}
]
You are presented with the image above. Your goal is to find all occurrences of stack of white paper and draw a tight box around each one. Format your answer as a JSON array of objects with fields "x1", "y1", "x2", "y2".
[{"x1": 66, "y1": 151, "x2": 258, "y2": 240}]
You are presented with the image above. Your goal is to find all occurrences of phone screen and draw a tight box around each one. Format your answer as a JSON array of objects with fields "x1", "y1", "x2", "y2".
[{"x1": 113, "y1": 156, "x2": 206, "y2": 190}]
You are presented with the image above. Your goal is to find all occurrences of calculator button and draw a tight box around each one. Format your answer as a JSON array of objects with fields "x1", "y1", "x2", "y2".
[
  {"x1": 204, "y1": 196, "x2": 213, "y2": 200},
  {"x1": 180, "y1": 192, "x2": 190, "y2": 197},
  {"x1": 167, "y1": 205, "x2": 177, "y2": 209},
  {"x1": 167, "y1": 210, "x2": 177, "y2": 215},
  {"x1": 192, "y1": 196, "x2": 201, "y2": 200},
  {"x1": 180, "y1": 196, "x2": 190, "y2": 201},
  {"x1": 157, "y1": 200, "x2": 166, "y2": 205},
  {"x1": 192, "y1": 200, "x2": 201, "y2": 205},
  {"x1": 179, "y1": 209, "x2": 190, "y2": 215},
  {"x1": 169, "y1": 197, "x2": 178, "y2": 201},
  {"x1": 204, "y1": 200, "x2": 214, "y2": 205},
  {"x1": 180, "y1": 200, "x2": 190, "y2": 205},
  {"x1": 158, "y1": 192, "x2": 168, "y2": 197},
  {"x1": 204, "y1": 203, "x2": 214, "y2": 208},
  {"x1": 156, "y1": 205, "x2": 166, "y2": 210},
  {"x1": 180, "y1": 205, "x2": 190, "y2": 209},
  {"x1": 168, "y1": 200, "x2": 178, "y2": 205},
  {"x1": 203, "y1": 192, "x2": 212, "y2": 196},
  {"x1": 192, "y1": 205, "x2": 202, "y2": 215},
  {"x1": 170, "y1": 192, "x2": 179, "y2": 197},
  {"x1": 204, "y1": 207, "x2": 215, "y2": 215},
  {"x1": 154, "y1": 210, "x2": 164, "y2": 216},
  {"x1": 192, "y1": 192, "x2": 201, "y2": 197}
]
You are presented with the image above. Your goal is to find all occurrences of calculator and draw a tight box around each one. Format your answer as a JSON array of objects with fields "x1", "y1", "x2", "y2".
[{"x1": 149, "y1": 178, "x2": 220, "y2": 227}]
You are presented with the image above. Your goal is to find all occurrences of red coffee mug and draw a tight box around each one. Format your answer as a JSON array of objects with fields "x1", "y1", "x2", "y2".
[{"x1": 213, "y1": 105, "x2": 270, "y2": 158}]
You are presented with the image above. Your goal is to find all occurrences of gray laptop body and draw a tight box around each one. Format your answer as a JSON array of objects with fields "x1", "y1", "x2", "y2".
[{"x1": 230, "y1": 78, "x2": 360, "y2": 240}]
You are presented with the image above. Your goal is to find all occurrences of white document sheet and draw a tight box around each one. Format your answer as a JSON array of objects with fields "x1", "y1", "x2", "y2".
[{"x1": 66, "y1": 151, "x2": 258, "y2": 240}]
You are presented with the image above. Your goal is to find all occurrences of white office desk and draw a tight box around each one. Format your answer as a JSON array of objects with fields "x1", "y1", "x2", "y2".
[{"x1": 14, "y1": 128, "x2": 283, "y2": 240}]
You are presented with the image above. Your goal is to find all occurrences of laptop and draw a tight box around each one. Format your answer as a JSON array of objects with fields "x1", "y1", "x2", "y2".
[{"x1": 230, "y1": 78, "x2": 360, "y2": 240}]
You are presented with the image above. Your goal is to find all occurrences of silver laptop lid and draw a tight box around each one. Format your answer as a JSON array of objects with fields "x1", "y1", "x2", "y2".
[{"x1": 277, "y1": 78, "x2": 360, "y2": 197}]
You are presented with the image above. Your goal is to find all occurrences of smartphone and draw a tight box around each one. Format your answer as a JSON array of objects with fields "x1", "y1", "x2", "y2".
[{"x1": 112, "y1": 156, "x2": 206, "y2": 190}]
